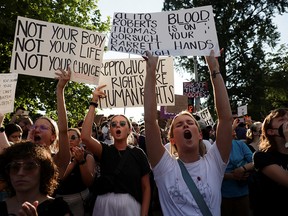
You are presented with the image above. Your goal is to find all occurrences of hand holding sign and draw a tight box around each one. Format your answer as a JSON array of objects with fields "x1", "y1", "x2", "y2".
[
  {"x1": 55, "y1": 67, "x2": 71, "y2": 89},
  {"x1": 205, "y1": 49, "x2": 223, "y2": 77},
  {"x1": 143, "y1": 51, "x2": 159, "y2": 73}
]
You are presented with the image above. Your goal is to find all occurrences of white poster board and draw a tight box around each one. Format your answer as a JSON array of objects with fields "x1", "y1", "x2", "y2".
[
  {"x1": 196, "y1": 107, "x2": 214, "y2": 126},
  {"x1": 0, "y1": 73, "x2": 18, "y2": 114},
  {"x1": 10, "y1": 16, "x2": 106, "y2": 85},
  {"x1": 108, "y1": 5, "x2": 219, "y2": 57},
  {"x1": 99, "y1": 57, "x2": 174, "y2": 108},
  {"x1": 237, "y1": 105, "x2": 248, "y2": 117}
]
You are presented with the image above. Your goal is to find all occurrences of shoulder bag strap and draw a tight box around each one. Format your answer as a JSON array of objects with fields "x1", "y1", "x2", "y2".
[{"x1": 177, "y1": 159, "x2": 212, "y2": 216}]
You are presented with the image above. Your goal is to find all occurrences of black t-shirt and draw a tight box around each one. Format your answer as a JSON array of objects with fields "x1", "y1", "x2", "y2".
[
  {"x1": 56, "y1": 153, "x2": 89, "y2": 195},
  {"x1": 95, "y1": 143, "x2": 151, "y2": 203},
  {"x1": 0, "y1": 197, "x2": 72, "y2": 216},
  {"x1": 251, "y1": 151, "x2": 288, "y2": 216}
]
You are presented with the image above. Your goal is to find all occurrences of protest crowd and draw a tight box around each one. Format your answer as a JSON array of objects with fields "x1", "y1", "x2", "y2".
[{"x1": 1, "y1": 5, "x2": 288, "y2": 216}]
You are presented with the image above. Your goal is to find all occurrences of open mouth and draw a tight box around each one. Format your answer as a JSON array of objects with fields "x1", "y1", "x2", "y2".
[
  {"x1": 184, "y1": 130, "x2": 192, "y2": 139},
  {"x1": 34, "y1": 135, "x2": 41, "y2": 142},
  {"x1": 116, "y1": 130, "x2": 121, "y2": 134}
]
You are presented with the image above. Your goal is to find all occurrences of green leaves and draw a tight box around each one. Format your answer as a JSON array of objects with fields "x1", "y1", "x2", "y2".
[
  {"x1": 163, "y1": 0, "x2": 288, "y2": 120},
  {"x1": 0, "y1": 0, "x2": 110, "y2": 126}
]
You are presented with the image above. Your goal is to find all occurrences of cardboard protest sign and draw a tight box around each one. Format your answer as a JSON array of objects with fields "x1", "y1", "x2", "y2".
[
  {"x1": 195, "y1": 107, "x2": 214, "y2": 126},
  {"x1": 237, "y1": 105, "x2": 247, "y2": 117},
  {"x1": 99, "y1": 57, "x2": 174, "y2": 108},
  {"x1": 0, "y1": 73, "x2": 18, "y2": 114},
  {"x1": 160, "y1": 94, "x2": 188, "y2": 119},
  {"x1": 166, "y1": 95, "x2": 188, "y2": 113},
  {"x1": 183, "y1": 81, "x2": 209, "y2": 98},
  {"x1": 109, "y1": 5, "x2": 219, "y2": 57},
  {"x1": 10, "y1": 16, "x2": 106, "y2": 85}
]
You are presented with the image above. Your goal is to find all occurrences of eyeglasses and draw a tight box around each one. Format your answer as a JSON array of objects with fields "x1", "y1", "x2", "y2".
[
  {"x1": 70, "y1": 135, "x2": 79, "y2": 140},
  {"x1": 31, "y1": 125, "x2": 50, "y2": 132},
  {"x1": 110, "y1": 121, "x2": 127, "y2": 128},
  {"x1": 6, "y1": 161, "x2": 40, "y2": 175}
]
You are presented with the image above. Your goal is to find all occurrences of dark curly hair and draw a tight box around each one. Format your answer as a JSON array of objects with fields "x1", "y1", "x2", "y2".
[{"x1": 0, "y1": 141, "x2": 59, "y2": 196}]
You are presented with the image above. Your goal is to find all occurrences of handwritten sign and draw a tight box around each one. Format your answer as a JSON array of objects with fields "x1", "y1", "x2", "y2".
[
  {"x1": 109, "y1": 5, "x2": 219, "y2": 57},
  {"x1": 195, "y1": 108, "x2": 214, "y2": 126},
  {"x1": 237, "y1": 105, "x2": 247, "y2": 117},
  {"x1": 0, "y1": 73, "x2": 18, "y2": 114},
  {"x1": 183, "y1": 81, "x2": 209, "y2": 98},
  {"x1": 10, "y1": 16, "x2": 106, "y2": 85},
  {"x1": 99, "y1": 57, "x2": 174, "y2": 108}
]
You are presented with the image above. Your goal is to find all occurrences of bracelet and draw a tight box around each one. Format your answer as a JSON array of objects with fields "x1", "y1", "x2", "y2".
[
  {"x1": 242, "y1": 166, "x2": 247, "y2": 172},
  {"x1": 211, "y1": 70, "x2": 221, "y2": 78},
  {"x1": 89, "y1": 101, "x2": 98, "y2": 108}
]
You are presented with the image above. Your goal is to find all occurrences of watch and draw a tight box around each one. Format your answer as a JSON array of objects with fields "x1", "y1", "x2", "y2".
[{"x1": 0, "y1": 127, "x2": 4, "y2": 133}]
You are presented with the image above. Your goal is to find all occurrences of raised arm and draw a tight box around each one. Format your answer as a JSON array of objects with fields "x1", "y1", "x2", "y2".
[
  {"x1": 54, "y1": 68, "x2": 71, "y2": 179},
  {"x1": 143, "y1": 51, "x2": 164, "y2": 168},
  {"x1": 205, "y1": 50, "x2": 233, "y2": 163},
  {"x1": 81, "y1": 85, "x2": 106, "y2": 160},
  {"x1": 0, "y1": 113, "x2": 10, "y2": 154}
]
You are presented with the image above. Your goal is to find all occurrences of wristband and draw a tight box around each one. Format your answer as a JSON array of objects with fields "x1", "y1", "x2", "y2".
[{"x1": 89, "y1": 101, "x2": 98, "y2": 108}]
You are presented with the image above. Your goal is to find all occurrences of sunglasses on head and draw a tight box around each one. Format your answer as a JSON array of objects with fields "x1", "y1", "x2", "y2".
[
  {"x1": 110, "y1": 121, "x2": 127, "y2": 128},
  {"x1": 6, "y1": 161, "x2": 40, "y2": 175},
  {"x1": 70, "y1": 135, "x2": 79, "y2": 140}
]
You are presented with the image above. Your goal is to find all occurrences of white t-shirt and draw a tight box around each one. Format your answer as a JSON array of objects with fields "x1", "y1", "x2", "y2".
[
  {"x1": 202, "y1": 139, "x2": 212, "y2": 151},
  {"x1": 153, "y1": 143, "x2": 226, "y2": 216}
]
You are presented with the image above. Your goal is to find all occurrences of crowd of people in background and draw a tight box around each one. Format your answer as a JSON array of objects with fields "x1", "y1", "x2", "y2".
[{"x1": 1, "y1": 50, "x2": 288, "y2": 216}]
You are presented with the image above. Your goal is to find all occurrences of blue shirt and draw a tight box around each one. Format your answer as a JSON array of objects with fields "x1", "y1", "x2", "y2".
[{"x1": 221, "y1": 139, "x2": 253, "y2": 198}]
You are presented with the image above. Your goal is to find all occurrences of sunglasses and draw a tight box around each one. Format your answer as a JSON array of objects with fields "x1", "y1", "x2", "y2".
[
  {"x1": 31, "y1": 125, "x2": 50, "y2": 132},
  {"x1": 70, "y1": 135, "x2": 79, "y2": 140},
  {"x1": 110, "y1": 121, "x2": 127, "y2": 128},
  {"x1": 6, "y1": 161, "x2": 40, "y2": 175}
]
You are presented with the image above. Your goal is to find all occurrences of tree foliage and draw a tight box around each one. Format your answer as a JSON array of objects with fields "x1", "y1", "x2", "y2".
[
  {"x1": 163, "y1": 0, "x2": 288, "y2": 120},
  {"x1": 0, "y1": 0, "x2": 110, "y2": 126}
]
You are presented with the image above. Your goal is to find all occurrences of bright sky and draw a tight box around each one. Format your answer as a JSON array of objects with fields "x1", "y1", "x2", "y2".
[{"x1": 97, "y1": 0, "x2": 288, "y2": 122}]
